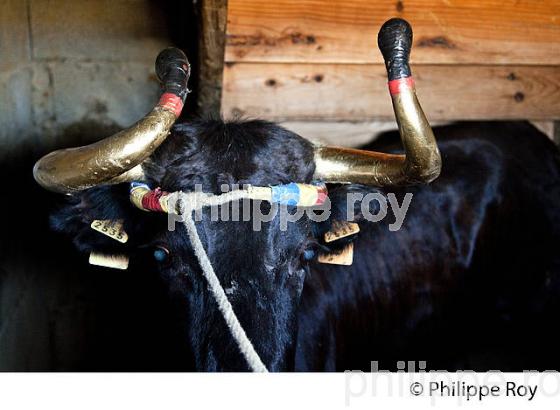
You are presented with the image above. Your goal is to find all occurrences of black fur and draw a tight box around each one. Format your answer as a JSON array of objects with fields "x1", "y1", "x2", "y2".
[{"x1": 51, "y1": 120, "x2": 560, "y2": 371}]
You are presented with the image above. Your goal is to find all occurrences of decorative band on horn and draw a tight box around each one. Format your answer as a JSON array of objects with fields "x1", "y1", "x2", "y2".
[
  {"x1": 270, "y1": 183, "x2": 328, "y2": 206},
  {"x1": 129, "y1": 182, "x2": 328, "y2": 213},
  {"x1": 388, "y1": 76, "x2": 415, "y2": 95},
  {"x1": 158, "y1": 92, "x2": 184, "y2": 118},
  {"x1": 130, "y1": 182, "x2": 170, "y2": 212}
]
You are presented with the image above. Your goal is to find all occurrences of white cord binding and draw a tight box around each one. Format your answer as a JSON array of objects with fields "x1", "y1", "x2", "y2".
[{"x1": 175, "y1": 192, "x2": 268, "y2": 373}]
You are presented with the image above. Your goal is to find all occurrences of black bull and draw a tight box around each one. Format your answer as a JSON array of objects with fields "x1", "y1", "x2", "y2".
[{"x1": 51, "y1": 119, "x2": 560, "y2": 371}]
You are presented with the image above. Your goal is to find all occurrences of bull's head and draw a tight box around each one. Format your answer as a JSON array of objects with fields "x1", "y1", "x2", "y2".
[{"x1": 34, "y1": 19, "x2": 440, "y2": 371}]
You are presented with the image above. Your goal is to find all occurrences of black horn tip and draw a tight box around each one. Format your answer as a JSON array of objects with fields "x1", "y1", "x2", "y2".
[
  {"x1": 377, "y1": 18, "x2": 413, "y2": 81},
  {"x1": 155, "y1": 47, "x2": 191, "y2": 100}
]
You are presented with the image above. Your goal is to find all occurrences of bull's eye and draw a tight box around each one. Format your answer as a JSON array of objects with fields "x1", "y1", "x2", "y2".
[
  {"x1": 153, "y1": 246, "x2": 170, "y2": 263},
  {"x1": 302, "y1": 249, "x2": 315, "y2": 261}
]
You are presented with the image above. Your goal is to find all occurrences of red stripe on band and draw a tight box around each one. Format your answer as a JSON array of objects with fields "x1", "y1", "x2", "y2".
[
  {"x1": 158, "y1": 93, "x2": 184, "y2": 117},
  {"x1": 141, "y1": 188, "x2": 165, "y2": 212},
  {"x1": 388, "y1": 77, "x2": 415, "y2": 95},
  {"x1": 316, "y1": 191, "x2": 328, "y2": 205}
]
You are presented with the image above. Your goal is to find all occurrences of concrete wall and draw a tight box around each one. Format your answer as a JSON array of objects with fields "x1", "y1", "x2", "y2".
[
  {"x1": 0, "y1": 0, "x2": 175, "y2": 370},
  {"x1": 0, "y1": 0, "x2": 171, "y2": 160}
]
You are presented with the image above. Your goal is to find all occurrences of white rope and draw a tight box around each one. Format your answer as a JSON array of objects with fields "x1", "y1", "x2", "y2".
[
  {"x1": 177, "y1": 192, "x2": 268, "y2": 373},
  {"x1": 167, "y1": 187, "x2": 271, "y2": 211}
]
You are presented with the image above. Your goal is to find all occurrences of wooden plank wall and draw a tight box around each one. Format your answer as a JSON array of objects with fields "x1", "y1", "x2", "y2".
[{"x1": 221, "y1": 0, "x2": 560, "y2": 141}]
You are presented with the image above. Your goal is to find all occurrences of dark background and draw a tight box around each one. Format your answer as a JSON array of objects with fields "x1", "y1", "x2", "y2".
[{"x1": 0, "y1": 0, "x2": 199, "y2": 370}]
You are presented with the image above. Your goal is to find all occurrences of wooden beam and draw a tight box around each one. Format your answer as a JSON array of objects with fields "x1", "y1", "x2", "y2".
[
  {"x1": 226, "y1": 0, "x2": 560, "y2": 65},
  {"x1": 222, "y1": 63, "x2": 560, "y2": 121},
  {"x1": 197, "y1": 0, "x2": 228, "y2": 116},
  {"x1": 280, "y1": 121, "x2": 397, "y2": 146},
  {"x1": 280, "y1": 120, "x2": 454, "y2": 146}
]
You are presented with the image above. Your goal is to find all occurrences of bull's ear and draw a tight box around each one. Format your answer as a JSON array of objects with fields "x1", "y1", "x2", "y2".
[{"x1": 50, "y1": 184, "x2": 140, "y2": 254}]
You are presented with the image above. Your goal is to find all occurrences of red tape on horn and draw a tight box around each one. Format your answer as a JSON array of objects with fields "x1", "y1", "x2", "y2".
[
  {"x1": 388, "y1": 77, "x2": 415, "y2": 95},
  {"x1": 158, "y1": 93, "x2": 184, "y2": 117}
]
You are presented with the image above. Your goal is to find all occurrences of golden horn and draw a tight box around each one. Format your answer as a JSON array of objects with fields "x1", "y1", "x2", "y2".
[
  {"x1": 33, "y1": 48, "x2": 190, "y2": 194},
  {"x1": 313, "y1": 18, "x2": 441, "y2": 186}
]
